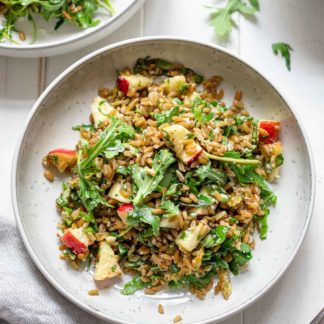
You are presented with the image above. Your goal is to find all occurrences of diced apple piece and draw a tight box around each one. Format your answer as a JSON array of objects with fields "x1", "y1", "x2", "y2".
[
  {"x1": 258, "y1": 120, "x2": 280, "y2": 144},
  {"x1": 190, "y1": 91, "x2": 201, "y2": 101},
  {"x1": 164, "y1": 75, "x2": 186, "y2": 94},
  {"x1": 47, "y1": 148, "x2": 77, "y2": 173},
  {"x1": 94, "y1": 241, "x2": 122, "y2": 289},
  {"x1": 61, "y1": 228, "x2": 89, "y2": 254},
  {"x1": 160, "y1": 215, "x2": 182, "y2": 229},
  {"x1": 117, "y1": 203, "x2": 134, "y2": 224},
  {"x1": 176, "y1": 220, "x2": 210, "y2": 253},
  {"x1": 117, "y1": 74, "x2": 152, "y2": 96},
  {"x1": 91, "y1": 96, "x2": 116, "y2": 128},
  {"x1": 162, "y1": 124, "x2": 203, "y2": 165},
  {"x1": 107, "y1": 181, "x2": 130, "y2": 203}
]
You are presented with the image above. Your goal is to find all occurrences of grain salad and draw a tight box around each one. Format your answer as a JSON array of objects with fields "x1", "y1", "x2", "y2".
[{"x1": 43, "y1": 57, "x2": 284, "y2": 300}]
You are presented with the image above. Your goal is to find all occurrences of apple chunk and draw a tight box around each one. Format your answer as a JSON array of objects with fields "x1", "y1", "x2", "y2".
[
  {"x1": 117, "y1": 203, "x2": 134, "y2": 224},
  {"x1": 164, "y1": 75, "x2": 186, "y2": 94},
  {"x1": 162, "y1": 124, "x2": 203, "y2": 165},
  {"x1": 61, "y1": 228, "x2": 89, "y2": 254},
  {"x1": 94, "y1": 241, "x2": 122, "y2": 289},
  {"x1": 117, "y1": 74, "x2": 152, "y2": 96},
  {"x1": 258, "y1": 120, "x2": 280, "y2": 144},
  {"x1": 91, "y1": 96, "x2": 116, "y2": 128},
  {"x1": 107, "y1": 181, "x2": 130, "y2": 203},
  {"x1": 47, "y1": 148, "x2": 77, "y2": 172},
  {"x1": 176, "y1": 220, "x2": 210, "y2": 253}
]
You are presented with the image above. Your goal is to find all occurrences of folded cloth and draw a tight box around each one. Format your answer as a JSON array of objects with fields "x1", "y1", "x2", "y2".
[{"x1": 0, "y1": 214, "x2": 105, "y2": 324}]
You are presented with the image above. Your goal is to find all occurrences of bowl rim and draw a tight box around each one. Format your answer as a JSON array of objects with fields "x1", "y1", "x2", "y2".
[
  {"x1": 0, "y1": 0, "x2": 144, "y2": 51},
  {"x1": 11, "y1": 36, "x2": 316, "y2": 323}
]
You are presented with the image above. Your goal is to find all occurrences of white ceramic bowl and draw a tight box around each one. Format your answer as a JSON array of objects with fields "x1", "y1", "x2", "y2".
[
  {"x1": 12, "y1": 37, "x2": 315, "y2": 323},
  {"x1": 0, "y1": 0, "x2": 145, "y2": 58}
]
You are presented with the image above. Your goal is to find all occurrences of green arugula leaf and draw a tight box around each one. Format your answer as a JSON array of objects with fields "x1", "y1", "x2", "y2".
[
  {"x1": 132, "y1": 149, "x2": 175, "y2": 205},
  {"x1": 202, "y1": 226, "x2": 229, "y2": 248},
  {"x1": 230, "y1": 163, "x2": 277, "y2": 209},
  {"x1": 160, "y1": 200, "x2": 180, "y2": 217},
  {"x1": 248, "y1": 0, "x2": 259, "y2": 10},
  {"x1": 275, "y1": 154, "x2": 284, "y2": 167},
  {"x1": 154, "y1": 106, "x2": 180, "y2": 126},
  {"x1": 117, "y1": 243, "x2": 129, "y2": 256},
  {"x1": 128, "y1": 206, "x2": 160, "y2": 236},
  {"x1": 121, "y1": 276, "x2": 150, "y2": 295},
  {"x1": 78, "y1": 175, "x2": 112, "y2": 212},
  {"x1": 195, "y1": 162, "x2": 227, "y2": 186},
  {"x1": 209, "y1": 0, "x2": 258, "y2": 37},
  {"x1": 79, "y1": 118, "x2": 135, "y2": 170},
  {"x1": 103, "y1": 140, "x2": 124, "y2": 158},
  {"x1": 72, "y1": 123, "x2": 95, "y2": 132},
  {"x1": 258, "y1": 208, "x2": 269, "y2": 240},
  {"x1": 272, "y1": 42, "x2": 293, "y2": 71},
  {"x1": 169, "y1": 269, "x2": 216, "y2": 289},
  {"x1": 220, "y1": 240, "x2": 253, "y2": 275}
]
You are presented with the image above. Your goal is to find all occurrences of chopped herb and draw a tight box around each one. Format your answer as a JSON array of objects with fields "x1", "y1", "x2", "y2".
[{"x1": 154, "y1": 106, "x2": 180, "y2": 126}]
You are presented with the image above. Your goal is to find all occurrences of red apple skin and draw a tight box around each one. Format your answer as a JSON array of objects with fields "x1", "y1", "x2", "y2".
[
  {"x1": 48, "y1": 148, "x2": 76, "y2": 156},
  {"x1": 186, "y1": 149, "x2": 203, "y2": 166},
  {"x1": 117, "y1": 203, "x2": 134, "y2": 215},
  {"x1": 117, "y1": 203, "x2": 134, "y2": 224},
  {"x1": 47, "y1": 148, "x2": 77, "y2": 172},
  {"x1": 258, "y1": 120, "x2": 280, "y2": 144},
  {"x1": 61, "y1": 229, "x2": 88, "y2": 254},
  {"x1": 117, "y1": 76, "x2": 129, "y2": 95},
  {"x1": 117, "y1": 203, "x2": 134, "y2": 213}
]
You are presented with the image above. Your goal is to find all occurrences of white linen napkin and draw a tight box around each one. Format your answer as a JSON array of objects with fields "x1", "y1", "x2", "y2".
[{"x1": 0, "y1": 214, "x2": 106, "y2": 324}]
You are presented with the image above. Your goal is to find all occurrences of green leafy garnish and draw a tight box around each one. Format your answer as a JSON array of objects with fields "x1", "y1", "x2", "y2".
[
  {"x1": 202, "y1": 226, "x2": 229, "y2": 248},
  {"x1": 160, "y1": 200, "x2": 180, "y2": 217},
  {"x1": 169, "y1": 270, "x2": 216, "y2": 289},
  {"x1": 72, "y1": 124, "x2": 95, "y2": 131},
  {"x1": 132, "y1": 149, "x2": 176, "y2": 205},
  {"x1": 128, "y1": 206, "x2": 160, "y2": 236},
  {"x1": 121, "y1": 276, "x2": 150, "y2": 295},
  {"x1": 272, "y1": 42, "x2": 293, "y2": 71},
  {"x1": 220, "y1": 239, "x2": 253, "y2": 275},
  {"x1": 209, "y1": 0, "x2": 258, "y2": 37},
  {"x1": 258, "y1": 208, "x2": 269, "y2": 240},
  {"x1": 195, "y1": 162, "x2": 227, "y2": 186},
  {"x1": 154, "y1": 106, "x2": 180, "y2": 126},
  {"x1": 79, "y1": 118, "x2": 135, "y2": 170},
  {"x1": 230, "y1": 163, "x2": 277, "y2": 210},
  {"x1": 275, "y1": 154, "x2": 284, "y2": 167}
]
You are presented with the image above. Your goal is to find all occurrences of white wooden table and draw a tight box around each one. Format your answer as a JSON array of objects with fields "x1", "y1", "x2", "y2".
[{"x1": 1, "y1": 1, "x2": 323, "y2": 323}]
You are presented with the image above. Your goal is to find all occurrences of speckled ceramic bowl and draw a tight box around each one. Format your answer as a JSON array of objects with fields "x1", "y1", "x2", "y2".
[{"x1": 12, "y1": 37, "x2": 315, "y2": 323}]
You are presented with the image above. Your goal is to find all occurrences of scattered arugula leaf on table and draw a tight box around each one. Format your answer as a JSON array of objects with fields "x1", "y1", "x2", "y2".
[
  {"x1": 272, "y1": 42, "x2": 293, "y2": 71},
  {"x1": 209, "y1": 0, "x2": 259, "y2": 37}
]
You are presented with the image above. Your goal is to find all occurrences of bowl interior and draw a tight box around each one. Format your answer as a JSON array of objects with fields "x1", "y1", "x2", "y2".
[{"x1": 14, "y1": 39, "x2": 313, "y2": 323}]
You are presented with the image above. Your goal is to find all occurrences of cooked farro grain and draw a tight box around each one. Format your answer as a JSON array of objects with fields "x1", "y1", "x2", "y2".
[
  {"x1": 88, "y1": 289, "x2": 99, "y2": 296},
  {"x1": 44, "y1": 57, "x2": 283, "y2": 301},
  {"x1": 173, "y1": 315, "x2": 182, "y2": 323},
  {"x1": 158, "y1": 304, "x2": 164, "y2": 315},
  {"x1": 44, "y1": 170, "x2": 54, "y2": 182}
]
